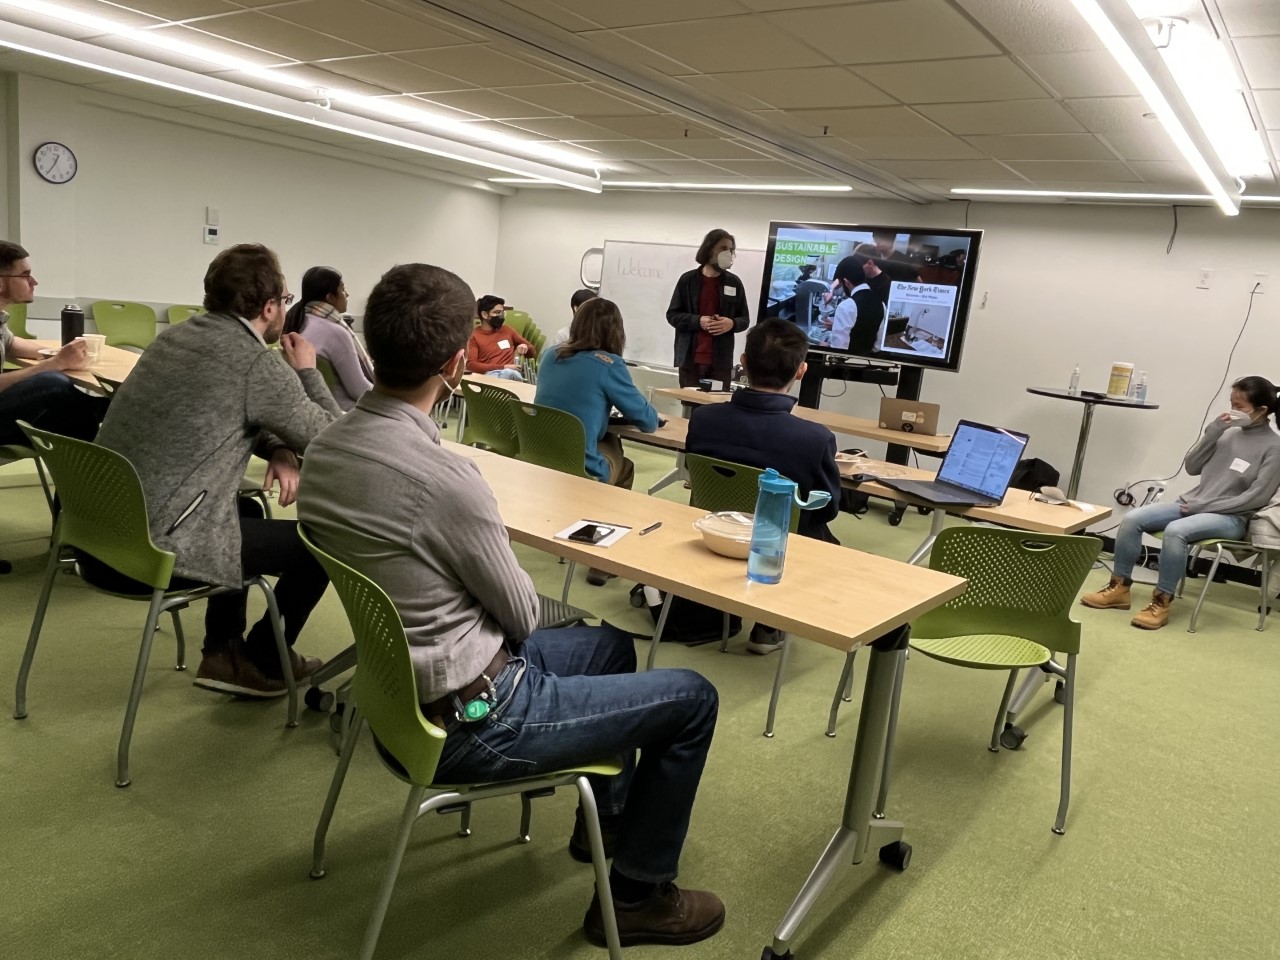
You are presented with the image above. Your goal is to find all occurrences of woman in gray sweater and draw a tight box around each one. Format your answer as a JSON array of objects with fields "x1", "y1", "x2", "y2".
[
  {"x1": 283, "y1": 266, "x2": 373, "y2": 411},
  {"x1": 1082, "y1": 375, "x2": 1280, "y2": 630}
]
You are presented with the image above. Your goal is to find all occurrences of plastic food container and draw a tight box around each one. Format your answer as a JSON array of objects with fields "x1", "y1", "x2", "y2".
[{"x1": 693, "y1": 511, "x2": 754, "y2": 559}]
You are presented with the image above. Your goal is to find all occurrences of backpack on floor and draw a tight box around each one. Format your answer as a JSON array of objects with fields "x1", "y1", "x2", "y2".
[{"x1": 629, "y1": 584, "x2": 742, "y2": 646}]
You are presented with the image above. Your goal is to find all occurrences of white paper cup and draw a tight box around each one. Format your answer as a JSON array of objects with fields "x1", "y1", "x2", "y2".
[{"x1": 82, "y1": 334, "x2": 106, "y2": 362}]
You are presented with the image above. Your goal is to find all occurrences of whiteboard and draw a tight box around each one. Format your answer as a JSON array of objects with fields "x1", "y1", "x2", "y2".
[{"x1": 598, "y1": 240, "x2": 765, "y2": 369}]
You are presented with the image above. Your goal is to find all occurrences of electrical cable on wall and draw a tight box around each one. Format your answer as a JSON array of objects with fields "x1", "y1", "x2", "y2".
[{"x1": 1166, "y1": 205, "x2": 1180, "y2": 255}]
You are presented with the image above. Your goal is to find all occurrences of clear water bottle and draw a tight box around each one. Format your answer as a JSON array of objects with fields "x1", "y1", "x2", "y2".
[
  {"x1": 748, "y1": 469, "x2": 797, "y2": 584},
  {"x1": 1135, "y1": 371, "x2": 1148, "y2": 403}
]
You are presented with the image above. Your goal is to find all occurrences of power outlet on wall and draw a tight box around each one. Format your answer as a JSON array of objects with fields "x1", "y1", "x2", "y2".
[
  {"x1": 1196, "y1": 268, "x2": 1214, "y2": 290},
  {"x1": 1255, "y1": 273, "x2": 1268, "y2": 294}
]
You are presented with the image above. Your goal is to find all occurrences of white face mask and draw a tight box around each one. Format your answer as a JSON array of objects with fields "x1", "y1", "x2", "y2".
[{"x1": 715, "y1": 250, "x2": 735, "y2": 270}]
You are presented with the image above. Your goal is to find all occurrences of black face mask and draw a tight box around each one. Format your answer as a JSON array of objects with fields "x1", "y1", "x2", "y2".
[{"x1": 486, "y1": 314, "x2": 505, "y2": 328}]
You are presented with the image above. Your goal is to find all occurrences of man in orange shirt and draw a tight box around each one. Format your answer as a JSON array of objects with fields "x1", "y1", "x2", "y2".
[{"x1": 467, "y1": 295, "x2": 536, "y2": 381}]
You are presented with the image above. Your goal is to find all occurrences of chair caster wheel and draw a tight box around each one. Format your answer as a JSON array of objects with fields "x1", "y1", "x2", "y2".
[
  {"x1": 917, "y1": 506, "x2": 931, "y2": 515},
  {"x1": 1051, "y1": 826, "x2": 1065, "y2": 836},
  {"x1": 761, "y1": 948, "x2": 794, "y2": 960},
  {"x1": 115, "y1": 778, "x2": 131, "y2": 788},
  {"x1": 305, "y1": 686, "x2": 335, "y2": 712},
  {"x1": 309, "y1": 868, "x2": 326, "y2": 879},
  {"x1": 888, "y1": 512, "x2": 903, "y2": 527},
  {"x1": 1000, "y1": 724, "x2": 1027, "y2": 750},
  {"x1": 329, "y1": 710, "x2": 345, "y2": 735},
  {"x1": 1053, "y1": 681, "x2": 1066, "y2": 705},
  {"x1": 879, "y1": 840, "x2": 911, "y2": 871}
]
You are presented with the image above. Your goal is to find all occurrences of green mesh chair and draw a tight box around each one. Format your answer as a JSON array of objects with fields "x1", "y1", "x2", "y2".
[
  {"x1": 458, "y1": 378, "x2": 520, "y2": 457},
  {"x1": 5, "y1": 301, "x2": 30, "y2": 339},
  {"x1": 0, "y1": 442, "x2": 55, "y2": 575},
  {"x1": 297, "y1": 527, "x2": 622, "y2": 960},
  {"x1": 315, "y1": 356, "x2": 337, "y2": 389},
  {"x1": 13, "y1": 423, "x2": 298, "y2": 787},
  {"x1": 1179, "y1": 538, "x2": 1280, "y2": 633},
  {"x1": 91, "y1": 301, "x2": 157, "y2": 351},
  {"x1": 503, "y1": 308, "x2": 534, "y2": 338},
  {"x1": 512, "y1": 402, "x2": 591, "y2": 602},
  {"x1": 878, "y1": 527, "x2": 1099, "y2": 835},
  {"x1": 165, "y1": 304, "x2": 202, "y2": 325},
  {"x1": 684, "y1": 453, "x2": 800, "y2": 737}
]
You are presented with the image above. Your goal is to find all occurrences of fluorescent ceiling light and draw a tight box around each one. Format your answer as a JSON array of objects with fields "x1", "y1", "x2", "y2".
[
  {"x1": 0, "y1": 0, "x2": 602, "y2": 172},
  {"x1": 0, "y1": 20, "x2": 601, "y2": 191},
  {"x1": 1067, "y1": 0, "x2": 1239, "y2": 215},
  {"x1": 599, "y1": 181, "x2": 853, "y2": 192},
  {"x1": 952, "y1": 188, "x2": 1280, "y2": 206}
]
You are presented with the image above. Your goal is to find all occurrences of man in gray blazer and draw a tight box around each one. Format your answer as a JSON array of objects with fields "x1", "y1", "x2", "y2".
[{"x1": 93, "y1": 243, "x2": 342, "y2": 697}]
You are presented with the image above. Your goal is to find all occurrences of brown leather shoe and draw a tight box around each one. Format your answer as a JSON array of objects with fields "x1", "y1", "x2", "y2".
[
  {"x1": 193, "y1": 647, "x2": 286, "y2": 698},
  {"x1": 1081, "y1": 575, "x2": 1132, "y2": 610},
  {"x1": 568, "y1": 808, "x2": 620, "y2": 863},
  {"x1": 1131, "y1": 590, "x2": 1173, "y2": 630},
  {"x1": 583, "y1": 882, "x2": 725, "y2": 947}
]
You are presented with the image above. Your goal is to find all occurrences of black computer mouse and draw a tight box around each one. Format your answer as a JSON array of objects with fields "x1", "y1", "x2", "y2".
[{"x1": 850, "y1": 473, "x2": 879, "y2": 484}]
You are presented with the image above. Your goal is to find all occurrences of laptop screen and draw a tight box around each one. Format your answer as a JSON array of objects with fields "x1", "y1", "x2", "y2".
[{"x1": 936, "y1": 420, "x2": 1029, "y2": 500}]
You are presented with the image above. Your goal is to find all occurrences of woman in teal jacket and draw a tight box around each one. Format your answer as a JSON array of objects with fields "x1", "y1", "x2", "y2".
[{"x1": 535, "y1": 297, "x2": 659, "y2": 490}]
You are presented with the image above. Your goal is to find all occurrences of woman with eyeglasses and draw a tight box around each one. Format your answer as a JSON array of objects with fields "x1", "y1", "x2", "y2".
[{"x1": 283, "y1": 266, "x2": 372, "y2": 411}]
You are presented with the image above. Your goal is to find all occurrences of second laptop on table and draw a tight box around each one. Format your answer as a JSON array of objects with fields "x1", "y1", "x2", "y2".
[{"x1": 878, "y1": 420, "x2": 1029, "y2": 507}]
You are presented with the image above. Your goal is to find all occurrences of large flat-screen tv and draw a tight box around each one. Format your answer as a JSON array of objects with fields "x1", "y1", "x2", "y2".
[{"x1": 758, "y1": 221, "x2": 983, "y2": 373}]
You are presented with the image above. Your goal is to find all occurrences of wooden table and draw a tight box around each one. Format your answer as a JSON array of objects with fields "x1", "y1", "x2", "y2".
[
  {"x1": 611, "y1": 417, "x2": 1112, "y2": 563},
  {"x1": 442, "y1": 441, "x2": 966, "y2": 957},
  {"x1": 18, "y1": 340, "x2": 139, "y2": 391}
]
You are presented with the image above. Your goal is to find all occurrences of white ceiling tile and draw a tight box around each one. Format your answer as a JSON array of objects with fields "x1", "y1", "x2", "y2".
[
  {"x1": 772, "y1": 0, "x2": 999, "y2": 64},
  {"x1": 837, "y1": 136, "x2": 985, "y2": 160},
  {"x1": 498, "y1": 0, "x2": 603, "y2": 32},
  {"x1": 1019, "y1": 50, "x2": 1139, "y2": 99},
  {"x1": 635, "y1": 159, "x2": 740, "y2": 176},
  {"x1": 737, "y1": 0, "x2": 879, "y2": 8},
  {"x1": 111, "y1": 0, "x2": 242, "y2": 20},
  {"x1": 869, "y1": 159, "x2": 1017, "y2": 180},
  {"x1": 584, "y1": 115, "x2": 719, "y2": 139},
  {"x1": 713, "y1": 158, "x2": 823, "y2": 178},
  {"x1": 644, "y1": 139, "x2": 769, "y2": 160},
  {"x1": 953, "y1": 0, "x2": 1104, "y2": 54},
  {"x1": 1127, "y1": 160, "x2": 1202, "y2": 188},
  {"x1": 1003, "y1": 160, "x2": 1141, "y2": 181},
  {"x1": 514, "y1": 0, "x2": 745, "y2": 29},
  {"x1": 920, "y1": 100, "x2": 1086, "y2": 135},
  {"x1": 504, "y1": 117, "x2": 622, "y2": 139},
  {"x1": 1220, "y1": 0, "x2": 1280, "y2": 38},
  {"x1": 172, "y1": 13, "x2": 368, "y2": 60},
  {"x1": 779, "y1": 106, "x2": 944, "y2": 137},
  {"x1": 92, "y1": 27, "x2": 289, "y2": 69},
  {"x1": 259, "y1": 0, "x2": 475, "y2": 53},
  {"x1": 573, "y1": 30, "x2": 701, "y2": 76},
  {"x1": 398, "y1": 47, "x2": 576, "y2": 87},
  {"x1": 1235, "y1": 38, "x2": 1280, "y2": 88},
  {"x1": 615, "y1": 15, "x2": 830, "y2": 73},
  {"x1": 498, "y1": 83, "x2": 654, "y2": 116},
  {"x1": 1096, "y1": 127, "x2": 1182, "y2": 162},
  {"x1": 421, "y1": 89, "x2": 557, "y2": 119},
  {"x1": 670, "y1": 75, "x2": 775, "y2": 111},
  {"x1": 0, "y1": 0, "x2": 154, "y2": 37},
  {"x1": 700, "y1": 67, "x2": 894, "y2": 109},
  {"x1": 317, "y1": 55, "x2": 474, "y2": 94},
  {"x1": 1062, "y1": 96, "x2": 1151, "y2": 132},
  {"x1": 1267, "y1": 130, "x2": 1280, "y2": 156},
  {"x1": 854, "y1": 57, "x2": 1047, "y2": 104},
  {"x1": 254, "y1": 63, "x2": 390, "y2": 98},
  {"x1": 964, "y1": 133, "x2": 1116, "y2": 161},
  {"x1": 567, "y1": 140, "x2": 686, "y2": 161},
  {"x1": 1254, "y1": 90, "x2": 1280, "y2": 129}
]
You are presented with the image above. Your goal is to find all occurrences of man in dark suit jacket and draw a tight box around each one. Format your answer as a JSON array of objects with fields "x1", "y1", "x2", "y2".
[{"x1": 686, "y1": 319, "x2": 842, "y2": 653}]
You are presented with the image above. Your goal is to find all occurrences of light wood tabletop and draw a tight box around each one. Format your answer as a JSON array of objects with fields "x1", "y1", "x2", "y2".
[
  {"x1": 611, "y1": 416, "x2": 1112, "y2": 536},
  {"x1": 462, "y1": 373, "x2": 537, "y2": 403},
  {"x1": 653, "y1": 386, "x2": 951, "y2": 453},
  {"x1": 19, "y1": 339, "x2": 140, "y2": 390},
  {"x1": 442, "y1": 440, "x2": 966, "y2": 654}
]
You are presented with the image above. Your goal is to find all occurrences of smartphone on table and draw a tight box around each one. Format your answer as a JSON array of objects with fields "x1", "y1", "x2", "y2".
[{"x1": 567, "y1": 523, "x2": 613, "y2": 544}]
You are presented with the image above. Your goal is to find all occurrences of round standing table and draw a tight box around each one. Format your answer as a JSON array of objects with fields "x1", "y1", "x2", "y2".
[{"x1": 1027, "y1": 388, "x2": 1160, "y2": 499}]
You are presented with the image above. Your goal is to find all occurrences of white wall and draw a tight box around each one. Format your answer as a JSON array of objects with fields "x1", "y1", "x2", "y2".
[
  {"x1": 10, "y1": 74, "x2": 501, "y2": 316},
  {"x1": 495, "y1": 189, "x2": 1280, "y2": 510}
]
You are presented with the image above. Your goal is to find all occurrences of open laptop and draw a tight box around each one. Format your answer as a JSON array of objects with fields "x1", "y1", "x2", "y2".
[
  {"x1": 878, "y1": 420, "x2": 1029, "y2": 507},
  {"x1": 878, "y1": 397, "x2": 940, "y2": 436}
]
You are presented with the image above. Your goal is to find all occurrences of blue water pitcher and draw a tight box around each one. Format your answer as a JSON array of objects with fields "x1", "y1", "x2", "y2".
[{"x1": 747, "y1": 469, "x2": 833, "y2": 585}]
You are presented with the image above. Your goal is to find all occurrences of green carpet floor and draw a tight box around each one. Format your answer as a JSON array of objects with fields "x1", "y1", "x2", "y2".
[{"x1": 1, "y1": 445, "x2": 1277, "y2": 960}]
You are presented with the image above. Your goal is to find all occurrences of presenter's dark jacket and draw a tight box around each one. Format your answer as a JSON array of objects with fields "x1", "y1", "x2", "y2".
[
  {"x1": 665, "y1": 267, "x2": 751, "y2": 372},
  {"x1": 686, "y1": 389, "x2": 842, "y2": 543}
]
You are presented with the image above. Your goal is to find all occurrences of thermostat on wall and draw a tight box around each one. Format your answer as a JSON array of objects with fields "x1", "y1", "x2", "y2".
[{"x1": 203, "y1": 225, "x2": 220, "y2": 245}]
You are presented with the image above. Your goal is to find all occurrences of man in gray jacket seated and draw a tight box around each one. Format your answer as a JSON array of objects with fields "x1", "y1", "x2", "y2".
[
  {"x1": 298, "y1": 263, "x2": 725, "y2": 948},
  {"x1": 93, "y1": 243, "x2": 342, "y2": 697}
]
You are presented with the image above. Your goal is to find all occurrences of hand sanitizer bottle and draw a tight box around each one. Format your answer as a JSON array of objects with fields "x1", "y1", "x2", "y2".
[
  {"x1": 1135, "y1": 371, "x2": 1148, "y2": 403},
  {"x1": 1067, "y1": 364, "x2": 1080, "y2": 397}
]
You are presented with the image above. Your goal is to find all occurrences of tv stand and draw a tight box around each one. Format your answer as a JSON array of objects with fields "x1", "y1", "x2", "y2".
[{"x1": 798, "y1": 354, "x2": 927, "y2": 526}]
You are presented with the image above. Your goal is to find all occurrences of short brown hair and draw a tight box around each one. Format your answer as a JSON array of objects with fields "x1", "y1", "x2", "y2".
[
  {"x1": 695, "y1": 228, "x2": 735, "y2": 266},
  {"x1": 203, "y1": 244, "x2": 285, "y2": 319},
  {"x1": 745, "y1": 319, "x2": 808, "y2": 389},
  {"x1": 364, "y1": 263, "x2": 475, "y2": 390},
  {"x1": 0, "y1": 241, "x2": 30, "y2": 273},
  {"x1": 557, "y1": 297, "x2": 625, "y2": 360}
]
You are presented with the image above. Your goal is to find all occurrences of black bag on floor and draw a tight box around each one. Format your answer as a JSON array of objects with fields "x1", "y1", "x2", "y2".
[
  {"x1": 1009, "y1": 457, "x2": 1060, "y2": 492},
  {"x1": 629, "y1": 584, "x2": 742, "y2": 646}
]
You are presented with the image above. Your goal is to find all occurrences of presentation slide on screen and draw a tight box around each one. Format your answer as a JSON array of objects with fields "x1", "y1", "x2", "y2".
[{"x1": 762, "y1": 225, "x2": 972, "y2": 364}]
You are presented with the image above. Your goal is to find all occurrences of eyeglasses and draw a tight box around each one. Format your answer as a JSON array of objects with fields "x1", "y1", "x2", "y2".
[
  {"x1": 0, "y1": 273, "x2": 34, "y2": 280},
  {"x1": 278, "y1": 293, "x2": 296, "y2": 306}
]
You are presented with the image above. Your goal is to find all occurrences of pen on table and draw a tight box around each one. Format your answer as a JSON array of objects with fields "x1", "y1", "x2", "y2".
[{"x1": 639, "y1": 521, "x2": 662, "y2": 536}]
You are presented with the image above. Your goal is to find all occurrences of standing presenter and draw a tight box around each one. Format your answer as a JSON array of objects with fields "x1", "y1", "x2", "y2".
[{"x1": 666, "y1": 228, "x2": 751, "y2": 389}]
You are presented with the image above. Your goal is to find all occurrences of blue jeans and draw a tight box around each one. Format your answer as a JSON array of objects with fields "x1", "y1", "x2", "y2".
[
  {"x1": 1113, "y1": 501, "x2": 1248, "y2": 594},
  {"x1": 484, "y1": 368, "x2": 524, "y2": 381},
  {"x1": 432, "y1": 624, "x2": 718, "y2": 884},
  {"x1": 0, "y1": 371, "x2": 106, "y2": 446}
]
